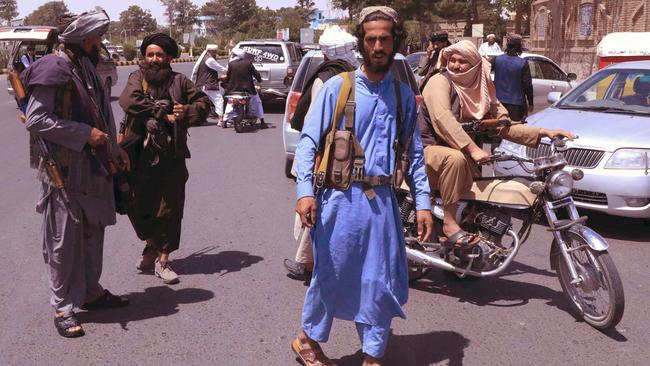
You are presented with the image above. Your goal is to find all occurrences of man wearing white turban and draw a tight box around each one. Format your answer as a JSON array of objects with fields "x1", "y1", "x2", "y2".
[{"x1": 192, "y1": 44, "x2": 227, "y2": 123}]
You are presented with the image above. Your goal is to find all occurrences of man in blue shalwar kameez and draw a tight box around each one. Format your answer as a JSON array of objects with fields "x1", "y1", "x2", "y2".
[{"x1": 291, "y1": 6, "x2": 434, "y2": 366}]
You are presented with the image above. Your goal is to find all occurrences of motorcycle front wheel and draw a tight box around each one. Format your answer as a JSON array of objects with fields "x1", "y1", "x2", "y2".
[
  {"x1": 234, "y1": 118, "x2": 244, "y2": 133},
  {"x1": 553, "y1": 231, "x2": 625, "y2": 330}
]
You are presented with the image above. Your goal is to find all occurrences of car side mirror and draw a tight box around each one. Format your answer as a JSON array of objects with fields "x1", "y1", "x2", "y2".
[
  {"x1": 567, "y1": 73, "x2": 577, "y2": 81},
  {"x1": 547, "y1": 91, "x2": 562, "y2": 104}
]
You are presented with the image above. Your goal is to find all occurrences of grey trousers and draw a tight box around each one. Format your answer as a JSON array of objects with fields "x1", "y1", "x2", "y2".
[{"x1": 41, "y1": 190, "x2": 105, "y2": 314}]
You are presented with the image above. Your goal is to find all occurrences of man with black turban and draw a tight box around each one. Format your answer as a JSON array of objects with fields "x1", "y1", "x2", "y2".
[
  {"x1": 119, "y1": 32, "x2": 210, "y2": 285},
  {"x1": 22, "y1": 8, "x2": 131, "y2": 338}
]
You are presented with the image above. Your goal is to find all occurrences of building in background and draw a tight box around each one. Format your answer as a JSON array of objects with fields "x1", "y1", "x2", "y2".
[{"x1": 529, "y1": 0, "x2": 650, "y2": 79}]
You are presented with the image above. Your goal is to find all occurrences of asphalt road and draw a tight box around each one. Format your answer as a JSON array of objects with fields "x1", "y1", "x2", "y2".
[{"x1": 0, "y1": 63, "x2": 648, "y2": 366}]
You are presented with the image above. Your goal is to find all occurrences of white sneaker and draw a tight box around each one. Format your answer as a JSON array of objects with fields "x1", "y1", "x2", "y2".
[{"x1": 154, "y1": 259, "x2": 180, "y2": 284}]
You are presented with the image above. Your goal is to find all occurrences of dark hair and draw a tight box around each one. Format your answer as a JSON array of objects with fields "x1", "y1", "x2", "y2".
[
  {"x1": 505, "y1": 41, "x2": 522, "y2": 56},
  {"x1": 354, "y1": 12, "x2": 406, "y2": 54}
]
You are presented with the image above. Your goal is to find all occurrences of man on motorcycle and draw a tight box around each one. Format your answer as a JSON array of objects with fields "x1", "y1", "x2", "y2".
[
  {"x1": 222, "y1": 48, "x2": 268, "y2": 129},
  {"x1": 420, "y1": 40, "x2": 575, "y2": 247}
]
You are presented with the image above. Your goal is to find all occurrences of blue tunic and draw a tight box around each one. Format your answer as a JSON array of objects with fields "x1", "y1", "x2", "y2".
[{"x1": 295, "y1": 69, "x2": 431, "y2": 335}]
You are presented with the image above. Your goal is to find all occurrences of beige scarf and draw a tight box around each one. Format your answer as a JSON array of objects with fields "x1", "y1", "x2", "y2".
[{"x1": 441, "y1": 40, "x2": 497, "y2": 120}]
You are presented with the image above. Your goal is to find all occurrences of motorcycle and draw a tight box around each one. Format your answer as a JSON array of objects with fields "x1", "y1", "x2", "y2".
[
  {"x1": 223, "y1": 91, "x2": 259, "y2": 133},
  {"x1": 398, "y1": 125, "x2": 625, "y2": 330}
]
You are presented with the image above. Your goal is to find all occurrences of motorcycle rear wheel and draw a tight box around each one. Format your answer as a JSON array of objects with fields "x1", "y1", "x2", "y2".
[
  {"x1": 234, "y1": 119, "x2": 243, "y2": 133},
  {"x1": 553, "y1": 231, "x2": 625, "y2": 330}
]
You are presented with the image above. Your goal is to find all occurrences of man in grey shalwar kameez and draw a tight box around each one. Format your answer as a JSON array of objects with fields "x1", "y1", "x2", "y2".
[{"x1": 23, "y1": 9, "x2": 130, "y2": 338}]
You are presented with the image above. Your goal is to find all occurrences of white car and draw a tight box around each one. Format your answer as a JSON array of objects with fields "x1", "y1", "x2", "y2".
[{"x1": 494, "y1": 60, "x2": 650, "y2": 218}]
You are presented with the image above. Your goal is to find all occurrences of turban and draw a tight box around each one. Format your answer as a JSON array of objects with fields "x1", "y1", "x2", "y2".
[
  {"x1": 206, "y1": 44, "x2": 218, "y2": 51},
  {"x1": 430, "y1": 31, "x2": 449, "y2": 43},
  {"x1": 441, "y1": 40, "x2": 497, "y2": 120},
  {"x1": 58, "y1": 9, "x2": 110, "y2": 44},
  {"x1": 231, "y1": 48, "x2": 246, "y2": 61},
  {"x1": 319, "y1": 26, "x2": 359, "y2": 67},
  {"x1": 506, "y1": 33, "x2": 523, "y2": 44},
  {"x1": 140, "y1": 33, "x2": 179, "y2": 58},
  {"x1": 358, "y1": 6, "x2": 399, "y2": 23}
]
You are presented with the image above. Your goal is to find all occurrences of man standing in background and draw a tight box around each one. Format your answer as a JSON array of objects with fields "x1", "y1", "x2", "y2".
[
  {"x1": 478, "y1": 33, "x2": 502, "y2": 56},
  {"x1": 192, "y1": 44, "x2": 227, "y2": 124},
  {"x1": 492, "y1": 34, "x2": 534, "y2": 120}
]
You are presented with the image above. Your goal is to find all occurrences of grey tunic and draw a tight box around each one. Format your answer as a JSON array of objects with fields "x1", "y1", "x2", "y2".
[{"x1": 25, "y1": 54, "x2": 117, "y2": 313}]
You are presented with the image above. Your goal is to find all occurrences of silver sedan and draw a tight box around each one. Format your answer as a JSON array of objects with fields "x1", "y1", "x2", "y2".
[{"x1": 494, "y1": 60, "x2": 650, "y2": 218}]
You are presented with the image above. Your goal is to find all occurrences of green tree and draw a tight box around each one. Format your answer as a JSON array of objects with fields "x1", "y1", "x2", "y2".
[
  {"x1": 501, "y1": 0, "x2": 533, "y2": 34},
  {"x1": 0, "y1": 0, "x2": 19, "y2": 25},
  {"x1": 119, "y1": 5, "x2": 158, "y2": 38},
  {"x1": 24, "y1": 1, "x2": 69, "y2": 26},
  {"x1": 160, "y1": 0, "x2": 199, "y2": 40}
]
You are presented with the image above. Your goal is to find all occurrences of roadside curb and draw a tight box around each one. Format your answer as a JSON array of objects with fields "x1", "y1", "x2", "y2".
[{"x1": 0, "y1": 56, "x2": 208, "y2": 74}]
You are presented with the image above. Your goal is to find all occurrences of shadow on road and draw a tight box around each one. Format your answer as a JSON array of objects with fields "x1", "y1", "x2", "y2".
[
  {"x1": 332, "y1": 330, "x2": 469, "y2": 366},
  {"x1": 411, "y1": 271, "x2": 572, "y2": 311},
  {"x1": 78, "y1": 286, "x2": 214, "y2": 330},
  {"x1": 173, "y1": 246, "x2": 264, "y2": 276},
  {"x1": 579, "y1": 210, "x2": 649, "y2": 242},
  {"x1": 499, "y1": 260, "x2": 556, "y2": 278}
]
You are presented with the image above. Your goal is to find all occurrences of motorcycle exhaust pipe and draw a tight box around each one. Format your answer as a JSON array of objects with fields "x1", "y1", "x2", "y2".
[{"x1": 405, "y1": 230, "x2": 521, "y2": 277}]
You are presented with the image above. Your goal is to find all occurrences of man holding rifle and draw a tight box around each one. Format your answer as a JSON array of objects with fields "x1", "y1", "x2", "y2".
[
  {"x1": 419, "y1": 40, "x2": 575, "y2": 247},
  {"x1": 20, "y1": 9, "x2": 130, "y2": 338}
]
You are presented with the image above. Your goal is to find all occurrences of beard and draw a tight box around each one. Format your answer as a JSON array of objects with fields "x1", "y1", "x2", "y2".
[
  {"x1": 360, "y1": 48, "x2": 395, "y2": 75},
  {"x1": 85, "y1": 44, "x2": 101, "y2": 66},
  {"x1": 143, "y1": 61, "x2": 172, "y2": 85}
]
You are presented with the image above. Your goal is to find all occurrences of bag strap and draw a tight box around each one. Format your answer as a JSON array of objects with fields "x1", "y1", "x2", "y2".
[{"x1": 315, "y1": 71, "x2": 354, "y2": 184}]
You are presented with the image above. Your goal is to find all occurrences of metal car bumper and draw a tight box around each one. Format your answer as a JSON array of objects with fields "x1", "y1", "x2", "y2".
[
  {"x1": 282, "y1": 120, "x2": 299, "y2": 157},
  {"x1": 493, "y1": 160, "x2": 650, "y2": 218}
]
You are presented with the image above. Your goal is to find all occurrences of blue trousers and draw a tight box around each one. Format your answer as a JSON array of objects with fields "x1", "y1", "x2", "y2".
[{"x1": 304, "y1": 318, "x2": 391, "y2": 358}]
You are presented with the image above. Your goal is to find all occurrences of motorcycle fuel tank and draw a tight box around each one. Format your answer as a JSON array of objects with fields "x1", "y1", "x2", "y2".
[{"x1": 461, "y1": 178, "x2": 537, "y2": 207}]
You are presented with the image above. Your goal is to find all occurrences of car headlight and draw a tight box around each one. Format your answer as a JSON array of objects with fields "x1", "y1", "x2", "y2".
[
  {"x1": 604, "y1": 149, "x2": 650, "y2": 169},
  {"x1": 547, "y1": 170, "x2": 574, "y2": 200}
]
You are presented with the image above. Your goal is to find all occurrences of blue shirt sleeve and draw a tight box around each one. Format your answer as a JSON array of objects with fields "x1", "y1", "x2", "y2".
[
  {"x1": 295, "y1": 76, "x2": 342, "y2": 200},
  {"x1": 400, "y1": 84, "x2": 432, "y2": 211}
]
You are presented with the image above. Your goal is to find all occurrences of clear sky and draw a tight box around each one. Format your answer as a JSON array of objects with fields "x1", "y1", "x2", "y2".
[{"x1": 16, "y1": 0, "x2": 341, "y2": 24}]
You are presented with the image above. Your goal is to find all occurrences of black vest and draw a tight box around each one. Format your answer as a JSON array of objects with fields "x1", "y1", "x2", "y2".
[{"x1": 195, "y1": 54, "x2": 220, "y2": 90}]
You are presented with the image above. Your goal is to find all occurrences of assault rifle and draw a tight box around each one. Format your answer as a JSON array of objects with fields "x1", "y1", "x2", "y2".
[
  {"x1": 8, "y1": 70, "x2": 80, "y2": 224},
  {"x1": 460, "y1": 118, "x2": 525, "y2": 142}
]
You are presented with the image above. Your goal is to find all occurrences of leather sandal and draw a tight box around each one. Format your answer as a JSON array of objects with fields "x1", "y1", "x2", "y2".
[
  {"x1": 81, "y1": 290, "x2": 130, "y2": 311},
  {"x1": 440, "y1": 230, "x2": 480, "y2": 249},
  {"x1": 54, "y1": 312, "x2": 85, "y2": 338},
  {"x1": 291, "y1": 337, "x2": 336, "y2": 366}
]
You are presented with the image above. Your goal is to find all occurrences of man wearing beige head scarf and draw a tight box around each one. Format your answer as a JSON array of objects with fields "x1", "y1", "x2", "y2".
[{"x1": 419, "y1": 40, "x2": 574, "y2": 247}]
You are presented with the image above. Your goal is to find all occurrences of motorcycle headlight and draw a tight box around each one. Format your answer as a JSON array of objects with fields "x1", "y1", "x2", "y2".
[
  {"x1": 604, "y1": 149, "x2": 650, "y2": 169},
  {"x1": 547, "y1": 170, "x2": 574, "y2": 200}
]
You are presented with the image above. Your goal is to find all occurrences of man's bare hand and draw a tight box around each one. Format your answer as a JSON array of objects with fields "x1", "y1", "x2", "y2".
[
  {"x1": 416, "y1": 209, "x2": 434, "y2": 242},
  {"x1": 87, "y1": 128, "x2": 109, "y2": 147},
  {"x1": 166, "y1": 114, "x2": 177, "y2": 124},
  {"x1": 173, "y1": 103, "x2": 186, "y2": 121},
  {"x1": 115, "y1": 147, "x2": 130, "y2": 172},
  {"x1": 528, "y1": 104, "x2": 534, "y2": 113},
  {"x1": 296, "y1": 197, "x2": 317, "y2": 228},
  {"x1": 540, "y1": 128, "x2": 577, "y2": 141}
]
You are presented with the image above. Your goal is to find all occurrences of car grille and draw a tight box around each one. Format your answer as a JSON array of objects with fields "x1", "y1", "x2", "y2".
[
  {"x1": 572, "y1": 189, "x2": 608, "y2": 205},
  {"x1": 525, "y1": 144, "x2": 605, "y2": 168}
]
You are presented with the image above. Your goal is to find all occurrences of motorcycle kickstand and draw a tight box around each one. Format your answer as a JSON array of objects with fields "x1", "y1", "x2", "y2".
[{"x1": 457, "y1": 254, "x2": 479, "y2": 278}]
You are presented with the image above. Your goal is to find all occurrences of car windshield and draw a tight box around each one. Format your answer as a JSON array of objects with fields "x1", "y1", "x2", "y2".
[
  {"x1": 406, "y1": 52, "x2": 423, "y2": 70},
  {"x1": 240, "y1": 44, "x2": 285, "y2": 63},
  {"x1": 557, "y1": 68, "x2": 650, "y2": 115}
]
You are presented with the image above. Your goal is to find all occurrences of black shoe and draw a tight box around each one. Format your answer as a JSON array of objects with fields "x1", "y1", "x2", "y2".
[
  {"x1": 259, "y1": 121, "x2": 269, "y2": 129},
  {"x1": 80, "y1": 290, "x2": 130, "y2": 311},
  {"x1": 283, "y1": 259, "x2": 312, "y2": 281}
]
